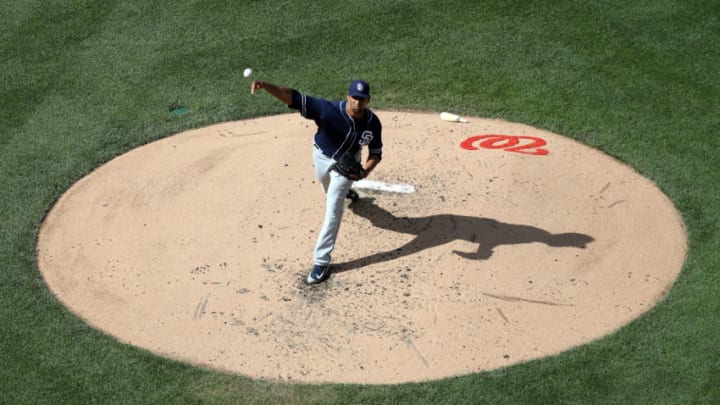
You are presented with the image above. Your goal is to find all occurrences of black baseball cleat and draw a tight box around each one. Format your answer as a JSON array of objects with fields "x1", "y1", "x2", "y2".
[
  {"x1": 346, "y1": 189, "x2": 359, "y2": 202},
  {"x1": 307, "y1": 264, "x2": 330, "y2": 284}
]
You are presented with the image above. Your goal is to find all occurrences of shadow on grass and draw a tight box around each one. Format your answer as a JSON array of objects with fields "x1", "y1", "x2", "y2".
[{"x1": 334, "y1": 197, "x2": 594, "y2": 273}]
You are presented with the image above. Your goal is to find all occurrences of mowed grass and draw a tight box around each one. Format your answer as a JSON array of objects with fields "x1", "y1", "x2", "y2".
[{"x1": 1, "y1": 0, "x2": 719, "y2": 403}]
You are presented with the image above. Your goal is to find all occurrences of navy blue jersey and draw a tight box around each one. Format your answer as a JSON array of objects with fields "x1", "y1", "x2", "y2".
[{"x1": 290, "y1": 90, "x2": 382, "y2": 160}]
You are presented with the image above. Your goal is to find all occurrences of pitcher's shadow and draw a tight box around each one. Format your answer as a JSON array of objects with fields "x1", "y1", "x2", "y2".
[{"x1": 333, "y1": 198, "x2": 594, "y2": 273}]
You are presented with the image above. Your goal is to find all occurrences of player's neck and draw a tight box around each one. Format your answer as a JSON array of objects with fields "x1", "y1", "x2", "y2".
[{"x1": 347, "y1": 107, "x2": 366, "y2": 120}]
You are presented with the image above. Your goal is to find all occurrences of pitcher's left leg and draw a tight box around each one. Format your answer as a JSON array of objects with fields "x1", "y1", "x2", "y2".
[{"x1": 313, "y1": 171, "x2": 353, "y2": 266}]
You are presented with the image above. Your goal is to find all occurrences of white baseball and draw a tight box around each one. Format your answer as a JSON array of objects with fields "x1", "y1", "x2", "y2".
[{"x1": 243, "y1": 68, "x2": 253, "y2": 78}]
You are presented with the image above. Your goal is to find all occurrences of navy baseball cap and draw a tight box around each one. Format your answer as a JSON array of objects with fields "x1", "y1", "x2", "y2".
[{"x1": 348, "y1": 79, "x2": 371, "y2": 99}]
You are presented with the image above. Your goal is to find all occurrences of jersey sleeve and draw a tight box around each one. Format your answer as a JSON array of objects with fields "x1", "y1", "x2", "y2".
[
  {"x1": 289, "y1": 90, "x2": 331, "y2": 121},
  {"x1": 368, "y1": 121, "x2": 383, "y2": 159}
]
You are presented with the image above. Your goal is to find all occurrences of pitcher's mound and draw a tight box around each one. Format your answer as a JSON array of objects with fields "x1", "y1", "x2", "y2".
[{"x1": 37, "y1": 111, "x2": 686, "y2": 384}]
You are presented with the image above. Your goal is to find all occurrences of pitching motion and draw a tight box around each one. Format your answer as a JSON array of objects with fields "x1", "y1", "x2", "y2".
[{"x1": 249, "y1": 78, "x2": 383, "y2": 284}]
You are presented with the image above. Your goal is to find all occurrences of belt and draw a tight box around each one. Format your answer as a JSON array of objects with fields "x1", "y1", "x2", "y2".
[{"x1": 313, "y1": 143, "x2": 331, "y2": 158}]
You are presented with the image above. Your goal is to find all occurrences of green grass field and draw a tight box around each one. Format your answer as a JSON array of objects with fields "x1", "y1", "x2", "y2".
[{"x1": 2, "y1": 1, "x2": 718, "y2": 403}]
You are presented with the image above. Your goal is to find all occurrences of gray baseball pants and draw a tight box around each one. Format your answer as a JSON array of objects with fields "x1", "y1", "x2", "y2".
[{"x1": 312, "y1": 145, "x2": 356, "y2": 266}]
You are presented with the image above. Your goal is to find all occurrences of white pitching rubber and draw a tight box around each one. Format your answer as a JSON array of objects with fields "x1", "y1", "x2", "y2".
[{"x1": 353, "y1": 179, "x2": 416, "y2": 194}]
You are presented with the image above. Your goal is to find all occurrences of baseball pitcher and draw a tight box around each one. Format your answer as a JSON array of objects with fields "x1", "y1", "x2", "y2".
[{"x1": 251, "y1": 78, "x2": 383, "y2": 284}]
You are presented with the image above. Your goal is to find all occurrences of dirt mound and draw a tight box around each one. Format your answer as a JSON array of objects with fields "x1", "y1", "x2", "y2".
[{"x1": 37, "y1": 111, "x2": 686, "y2": 384}]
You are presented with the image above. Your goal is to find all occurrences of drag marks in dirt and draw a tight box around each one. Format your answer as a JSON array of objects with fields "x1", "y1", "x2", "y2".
[
  {"x1": 481, "y1": 292, "x2": 572, "y2": 307},
  {"x1": 193, "y1": 294, "x2": 211, "y2": 320},
  {"x1": 184, "y1": 255, "x2": 435, "y2": 379}
]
